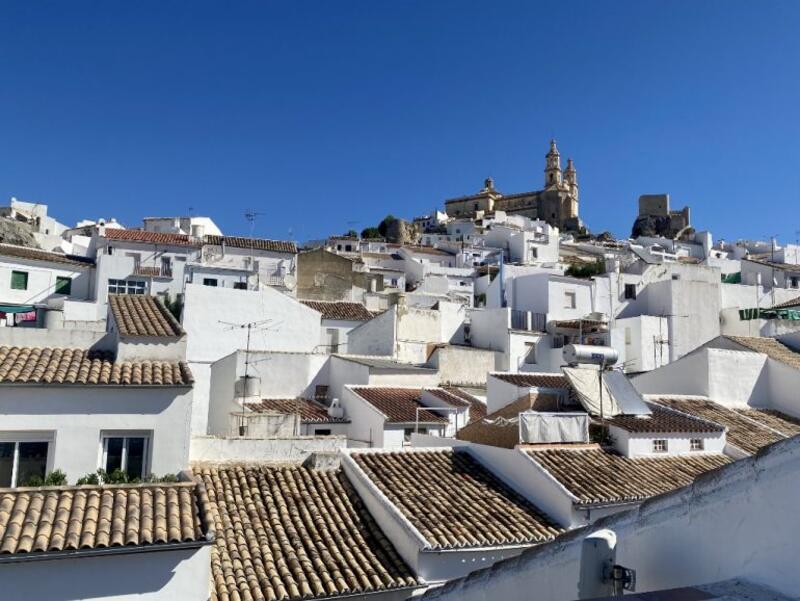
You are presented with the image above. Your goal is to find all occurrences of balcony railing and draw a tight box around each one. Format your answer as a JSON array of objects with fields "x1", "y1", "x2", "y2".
[
  {"x1": 133, "y1": 265, "x2": 173, "y2": 279},
  {"x1": 510, "y1": 310, "x2": 547, "y2": 332}
]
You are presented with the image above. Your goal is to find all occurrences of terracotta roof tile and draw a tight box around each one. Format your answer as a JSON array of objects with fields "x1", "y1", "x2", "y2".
[
  {"x1": 457, "y1": 392, "x2": 569, "y2": 448},
  {"x1": 0, "y1": 243, "x2": 94, "y2": 268},
  {"x1": 198, "y1": 464, "x2": 420, "y2": 601},
  {"x1": 103, "y1": 229, "x2": 200, "y2": 247},
  {"x1": 300, "y1": 300, "x2": 375, "y2": 321},
  {"x1": 0, "y1": 482, "x2": 212, "y2": 558},
  {"x1": 109, "y1": 294, "x2": 184, "y2": 338},
  {"x1": 352, "y1": 450, "x2": 563, "y2": 549},
  {"x1": 0, "y1": 347, "x2": 193, "y2": 386},
  {"x1": 442, "y1": 386, "x2": 487, "y2": 422},
  {"x1": 490, "y1": 372, "x2": 571, "y2": 389},
  {"x1": 604, "y1": 404, "x2": 724, "y2": 434},
  {"x1": 349, "y1": 387, "x2": 449, "y2": 424},
  {"x1": 203, "y1": 235, "x2": 297, "y2": 254},
  {"x1": 771, "y1": 296, "x2": 800, "y2": 309},
  {"x1": 245, "y1": 398, "x2": 349, "y2": 423},
  {"x1": 652, "y1": 397, "x2": 798, "y2": 455},
  {"x1": 725, "y1": 336, "x2": 800, "y2": 370},
  {"x1": 526, "y1": 446, "x2": 731, "y2": 505}
]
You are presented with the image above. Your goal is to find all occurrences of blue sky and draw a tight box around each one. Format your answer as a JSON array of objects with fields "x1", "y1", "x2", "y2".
[{"x1": 1, "y1": 1, "x2": 798, "y2": 244}]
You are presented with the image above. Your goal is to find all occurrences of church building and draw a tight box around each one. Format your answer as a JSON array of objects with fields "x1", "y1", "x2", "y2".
[{"x1": 444, "y1": 140, "x2": 582, "y2": 232}]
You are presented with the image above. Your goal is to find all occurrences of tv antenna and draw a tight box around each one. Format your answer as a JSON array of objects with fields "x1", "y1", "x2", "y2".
[
  {"x1": 219, "y1": 318, "x2": 277, "y2": 435},
  {"x1": 244, "y1": 209, "x2": 266, "y2": 288}
]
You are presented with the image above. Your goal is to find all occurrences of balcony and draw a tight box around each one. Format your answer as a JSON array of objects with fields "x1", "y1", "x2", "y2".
[{"x1": 132, "y1": 265, "x2": 173, "y2": 279}]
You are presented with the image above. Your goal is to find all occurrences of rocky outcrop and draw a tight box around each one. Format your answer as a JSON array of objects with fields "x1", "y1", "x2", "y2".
[
  {"x1": 0, "y1": 218, "x2": 39, "y2": 248},
  {"x1": 384, "y1": 218, "x2": 420, "y2": 245}
]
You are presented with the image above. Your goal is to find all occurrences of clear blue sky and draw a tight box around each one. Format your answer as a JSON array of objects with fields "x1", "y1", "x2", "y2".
[{"x1": 1, "y1": 1, "x2": 799, "y2": 244}]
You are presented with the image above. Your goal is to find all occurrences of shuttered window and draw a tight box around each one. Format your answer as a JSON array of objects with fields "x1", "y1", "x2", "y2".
[
  {"x1": 10, "y1": 271, "x2": 28, "y2": 290},
  {"x1": 55, "y1": 276, "x2": 72, "y2": 295}
]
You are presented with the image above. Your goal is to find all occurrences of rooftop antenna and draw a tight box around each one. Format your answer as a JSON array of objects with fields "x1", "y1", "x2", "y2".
[
  {"x1": 244, "y1": 209, "x2": 266, "y2": 288},
  {"x1": 219, "y1": 318, "x2": 276, "y2": 436}
]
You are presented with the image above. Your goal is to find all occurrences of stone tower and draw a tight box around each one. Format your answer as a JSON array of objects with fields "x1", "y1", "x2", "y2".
[
  {"x1": 564, "y1": 158, "x2": 578, "y2": 201},
  {"x1": 544, "y1": 139, "x2": 562, "y2": 188}
]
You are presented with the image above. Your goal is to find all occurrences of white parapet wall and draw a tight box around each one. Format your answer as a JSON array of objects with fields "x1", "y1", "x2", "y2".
[{"x1": 189, "y1": 435, "x2": 346, "y2": 463}]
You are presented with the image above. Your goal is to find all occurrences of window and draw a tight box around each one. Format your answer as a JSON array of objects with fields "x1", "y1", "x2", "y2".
[
  {"x1": 326, "y1": 328, "x2": 340, "y2": 354},
  {"x1": 161, "y1": 256, "x2": 172, "y2": 275},
  {"x1": 10, "y1": 270, "x2": 28, "y2": 290},
  {"x1": 203, "y1": 278, "x2": 218, "y2": 287},
  {"x1": 233, "y1": 281, "x2": 248, "y2": 290},
  {"x1": 564, "y1": 291, "x2": 577, "y2": 309},
  {"x1": 314, "y1": 429, "x2": 332, "y2": 436},
  {"x1": 624, "y1": 327, "x2": 632, "y2": 345},
  {"x1": 403, "y1": 427, "x2": 427, "y2": 443},
  {"x1": 126, "y1": 252, "x2": 142, "y2": 269},
  {"x1": 524, "y1": 342, "x2": 537, "y2": 364},
  {"x1": 108, "y1": 279, "x2": 146, "y2": 295},
  {"x1": 345, "y1": 244, "x2": 352, "y2": 252},
  {"x1": 671, "y1": 274, "x2": 681, "y2": 281},
  {"x1": 530, "y1": 247, "x2": 538, "y2": 259},
  {"x1": 652, "y1": 439, "x2": 668, "y2": 453},
  {"x1": 102, "y1": 435, "x2": 149, "y2": 479},
  {"x1": 55, "y1": 276, "x2": 72, "y2": 295},
  {"x1": 690, "y1": 438, "x2": 704, "y2": 451},
  {"x1": 792, "y1": 277, "x2": 799, "y2": 289},
  {"x1": 0, "y1": 441, "x2": 49, "y2": 487},
  {"x1": 107, "y1": 246, "x2": 114, "y2": 255},
  {"x1": 624, "y1": 284, "x2": 637, "y2": 300}
]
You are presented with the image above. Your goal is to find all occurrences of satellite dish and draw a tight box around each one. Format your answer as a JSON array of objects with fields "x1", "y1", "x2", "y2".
[{"x1": 284, "y1": 274, "x2": 297, "y2": 290}]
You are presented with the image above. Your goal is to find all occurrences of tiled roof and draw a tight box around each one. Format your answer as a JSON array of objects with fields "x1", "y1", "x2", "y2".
[
  {"x1": 423, "y1": 388, "x2": 472, "y2": 408},
  {"x1": 400, "y1": 245, "x2": 453, "y2": 257},
  {"x1": 0, "y1": 482, "x2": 213, "y2": 558},
  {"x1": 349, "y1": 387, "x2": 449, "y2": 424},
  {"x1": 352, "y1": 450, "x2": 563, "y2": 549},
  {"x1": 725, "y1": 336, "x2": 800, "y2": 370},
  {"x1": 334, "y1": 356, "x2": 436, "y2": 372},
  {"x1": 109, "y1": 294, "x2": 184, "y2": 338},
  {"x1": 604, "y1": 404, "x2": 724, "y2": 434},
  {"x1": 300, "y1": 300, "x2": 375, "y2": 321},
  {"x1": 0, "y1": 347, "x2": 193, "y2": 386},
  {"x1": 442, "y1": 386, "x2": 488, "y2": 422},
  {"x1": 734, "y1": 408, "x2": 800, "y2": 436},
  {"x1": 490, "y1": 372, "x2": 571, "y2": 389},
  {"x1": 526, "y1": 446, "x2": 731, "y2": 506},
  {"x1": 772, "y1": 296, "x2": 800, "y2": 309},
  {"x1": 203, "y1": 235, "x2": 297, "y2": 254},
  {"x1": 652, "y1": 397, "x2": 798, "y2": 455},
  {"x1": 457, "y1": 392, "x2": 569, "y2": 448},
  {"x1": 0, "y1": 243, "x2": 94, "y2": 268},
  {"x1": 245, "y1": 398, "x2": 349, "y2": 423},
  {"x1": 103, "y1": 228, "x2": 200, "y2": 247},
  {"x1": 197, "y1": 464, "x2": 420, "y2": 601}
]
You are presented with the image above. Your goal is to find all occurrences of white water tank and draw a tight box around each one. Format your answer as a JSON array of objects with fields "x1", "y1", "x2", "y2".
[
  {"x1": 191, "y1": 223, "x2": 205, "y2": 238},
  {"x1": 327, "y1": 398, "x2": 344, "y2": 419},
  {"x1": 563, "y1": 344, "x2": 619, "y2": 366}
]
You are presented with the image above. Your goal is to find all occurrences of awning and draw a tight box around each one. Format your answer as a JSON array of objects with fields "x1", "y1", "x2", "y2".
[
  {"x1": 563, "y1": 367, "x2": 651, "y2": 418},
  {"x1": 739, "y1": 308, "x2": 800, "y2": 321},
  {"x1": 0, "y1": 305, "x2": 36, "y2": 314}
]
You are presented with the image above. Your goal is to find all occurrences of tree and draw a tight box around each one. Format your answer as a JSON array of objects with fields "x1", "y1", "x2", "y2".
[
  {"x1": 360, "y1": 227, "x2": 381, "y2": 239},
  {"x1": 344, "y1": 229, "x2": 358, "y2": 238},
  {"x1": 377, "y1": 215, "x2": 396, "y2": 238}
]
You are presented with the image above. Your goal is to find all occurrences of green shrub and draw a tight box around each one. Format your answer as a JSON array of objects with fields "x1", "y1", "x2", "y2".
[
  {"x1": 76, "y1": 472, "x2": 100, "y2": 485},
  {"x1": 44, "y1": 469, "x2": 68, "y2": 486}
]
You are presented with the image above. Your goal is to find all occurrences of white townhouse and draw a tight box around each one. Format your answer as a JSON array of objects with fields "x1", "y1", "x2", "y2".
[
  {"x1": 0, "y1": 243, "x2": 95, "y2": 327},
  {"x1": 189, "y1": 234, "x2": 298, "y2": 293},
  {"x1": 0, "y1": 335, "x2": 194, "y2": 486},
  {"x1": 94, "y1": 227, "x2": 202, "y2": 305}
]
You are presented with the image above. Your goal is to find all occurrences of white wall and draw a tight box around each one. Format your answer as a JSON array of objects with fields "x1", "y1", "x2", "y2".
[
  {"x1": 421, "y1": 437, "x2": 800, "y2": 601},
  {"x1": 328, "y1": 357, "x2": 371, "y2": 403},
  {"x1": 190, "y1": 435, "x2": 345, "y2": 462},
  {"x1": 0, "y1": 256, "x2": 92, "y2": 305},
  {"x1": 347, "y1": 308, "x2": 396, "y2": 357},
  {"x1": 0, "y1": 385, "x2": 193, "y2": 483},
  {"x1": 182, "y1": 283, "x2": 321, "y2": 363},
  {"x1": 206, "y1": 351, "x2": 240, "y2": 436},
  {"x1": 340, "y1": 387, "x2": 388, "y2": 448},
  {"x1": 0, "y1": 546, "x2": 210, "y2": 601},
  {"x1": 610, "y1": 427, "x2": 727, "y2": 458}
]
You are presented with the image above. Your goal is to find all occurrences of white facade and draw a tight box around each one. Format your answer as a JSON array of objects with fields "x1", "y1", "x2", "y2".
[
  {"x1": 0, "y1": 385, "x2": 193, "y2": 484},
  {"x1": 194, "y1": 241, "x2": 296, "y2": 292},
  {"x1": 0, "y1": 254, "x2": 93, "y2": 308},
  {"x1": 142, "y1": 215, "x2": 222, "y2": 237},
  {"x1": 0, "y1": 545, "x2": 211, "y2": 601}
]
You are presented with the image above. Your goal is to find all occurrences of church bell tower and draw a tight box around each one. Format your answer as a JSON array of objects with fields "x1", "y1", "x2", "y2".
[{"x1": 544, "y1": 139, "x2": 562, "y2": 188}]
